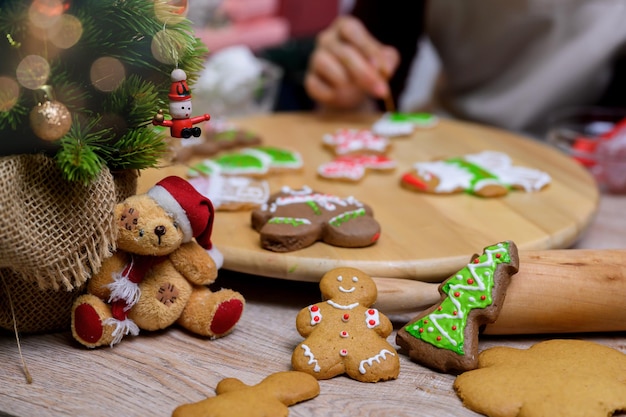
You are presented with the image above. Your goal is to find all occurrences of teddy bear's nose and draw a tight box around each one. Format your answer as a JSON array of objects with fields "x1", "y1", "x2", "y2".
[{"x1": 154, "y1": 225, "x2": 166, "y2": 237}]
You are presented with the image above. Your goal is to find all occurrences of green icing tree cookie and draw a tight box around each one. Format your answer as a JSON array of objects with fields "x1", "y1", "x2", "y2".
[{"x1": 397, "y1": 241, "x2": 519, "y2": 373}]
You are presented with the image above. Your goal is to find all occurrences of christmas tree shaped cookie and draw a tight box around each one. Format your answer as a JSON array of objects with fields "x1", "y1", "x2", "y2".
[{"x1": 396, "y1": 241, "x2": 519, "y2": 374}]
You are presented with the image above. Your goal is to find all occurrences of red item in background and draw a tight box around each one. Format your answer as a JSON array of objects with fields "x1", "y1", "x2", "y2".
[{"x1": 278, "y1": 0, "x2": 339, "y2": 38}]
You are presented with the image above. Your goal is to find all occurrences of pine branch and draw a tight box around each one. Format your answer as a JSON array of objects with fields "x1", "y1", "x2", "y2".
[{"x1": 55, "y1": 117, "x2": 111, "y2": 185}]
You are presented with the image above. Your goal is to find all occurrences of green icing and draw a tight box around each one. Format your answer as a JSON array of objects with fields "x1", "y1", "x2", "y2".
[
  {"x1": 404, "y1": 242, "x2": 512, "y2": 355},
  {"x1": 446, "y1": 158, "x2": 501, "y2": 194},
  {"x1": 268, "y1": 217, "x2": 310, "y2": 227},
  {"x1": 329, "y1": 208, "x2": 366, "y2": 227},
  {"x1": 389, "y1": 112, "x2": 436, "y2": 125},
  {"x1": 306, "y1": 201, "x2": 322, "y2": 215},
  {"x1": 256, "y1": 146, "x2": 299, "y2": 164},
  {"x1": 215, "y1": 153, "x2": 264, "y2": 170}
]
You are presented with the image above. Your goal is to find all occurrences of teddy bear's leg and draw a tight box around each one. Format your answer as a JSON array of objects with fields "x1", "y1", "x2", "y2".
[
  {"x1": 177, "y1": 286, "x2": 244, "y2": 338},
  {"x1": 128, "y1": 264, "x2": 193, "y2": 331},
  {"x1": 71, "y1": 294, "x2": 139, "y2": 348}
]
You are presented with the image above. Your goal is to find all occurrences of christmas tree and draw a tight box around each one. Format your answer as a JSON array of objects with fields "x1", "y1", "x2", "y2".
[{"x1": 0, "y1": 0, "x2": 207, "y2": 184}]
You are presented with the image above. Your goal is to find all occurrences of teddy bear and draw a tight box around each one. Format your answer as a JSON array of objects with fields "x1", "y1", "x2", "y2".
[{"x1": 71, "y1": 175, "x2": 245, "y2": 348}]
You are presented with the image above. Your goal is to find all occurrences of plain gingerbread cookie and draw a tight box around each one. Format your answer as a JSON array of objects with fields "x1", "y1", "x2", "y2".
[
  {"x1": 454, "y1": 339, "x2": 626, "y2": 417},
  {"x1": 172, "y1": 371, "x2": 320, "y2": 417},
  {"x1": 291, "y1": 267, "x2": 399, "y2": 383}
]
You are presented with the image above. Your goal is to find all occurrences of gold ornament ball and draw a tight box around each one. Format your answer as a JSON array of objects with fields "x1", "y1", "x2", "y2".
[{"x1": 30, "y1": 100, "x2": 72, "y2": 141}]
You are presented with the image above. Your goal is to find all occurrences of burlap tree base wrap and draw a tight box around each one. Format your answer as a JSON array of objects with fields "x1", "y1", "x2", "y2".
[{"x1": 0, "y1": 154, "x2": 137, "y2": 333}]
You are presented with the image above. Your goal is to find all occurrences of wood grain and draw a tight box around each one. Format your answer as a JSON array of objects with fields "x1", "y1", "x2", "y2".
[{"x1": 139, "y1": 112, "x2": 599, "y2": 283}]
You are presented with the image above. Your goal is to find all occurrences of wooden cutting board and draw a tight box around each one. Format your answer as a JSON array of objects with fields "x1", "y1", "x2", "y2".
[{"x1": 138, "y1": 112, "x2": 599, "y2": 283}]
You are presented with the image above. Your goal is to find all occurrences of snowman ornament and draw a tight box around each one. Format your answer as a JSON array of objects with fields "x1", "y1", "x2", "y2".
[
  {"x1": 291, "y1": 267, "x2": 399, "y2": 382},
  {"x1": 153, "y1": 68, "x2": 211, "y2": 139}
]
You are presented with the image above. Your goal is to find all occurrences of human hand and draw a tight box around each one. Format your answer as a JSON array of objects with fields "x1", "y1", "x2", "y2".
[{"x1": 305, "y1": 16, "x2": 400, "y2": 110}]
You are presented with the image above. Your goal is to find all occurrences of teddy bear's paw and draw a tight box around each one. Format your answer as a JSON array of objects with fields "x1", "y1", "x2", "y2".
[
  {"x1": 177, "y1": 287, "x2": 245, "y2": 338},
  {"x1": 71, "y1": 294, "x2": 119, "y2": 348}
]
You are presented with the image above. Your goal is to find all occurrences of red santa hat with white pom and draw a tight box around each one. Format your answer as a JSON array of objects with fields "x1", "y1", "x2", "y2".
[
  {"x1": 147, "y1": 175, "x2": 215, "y2": 251},
  {"x1": 168, "y1": 68, "x2": 191, "y2": 102}
]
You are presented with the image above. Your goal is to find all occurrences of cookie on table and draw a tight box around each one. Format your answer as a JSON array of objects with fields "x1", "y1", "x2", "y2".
[
  {"x1": 251, "y1": 186, "x2": 381, "y2": 252},
  {"x1": 372, "y1": 112, "x2": 439, "y2": 137},
  {"x1": 400, "y1": 151, "x2": 551, "y2": 197},
  {"x1": 396, "y1": 241, "x2": 519, "y2": 374},
  {"x1": 245, "y1": 146, "x2": 303, "y2": 173},
  {"x1": 292, "y1": 267, "x2": 400, "y2": 382},
  {"x1": 172, "y1": 371, "x2": 320, "y2": 417},
  {"x1": 188, "y1": 173, "x2": 270, "y2": 211},
  {"x1": 322, "y1": 128, "x2": 391, "y2": 155},
  {"x1": 317, "y1": 154, "x2": 397, "y2": 182},
  {"x1": 172, "y1": 119, "x2": 262, "y2": 162},
  {"x1": 454, "y1": 339, "x2": 626, "y2": 417},
  {"x1": 189, "y1": 146, "x2": 302, "y2": 178}
]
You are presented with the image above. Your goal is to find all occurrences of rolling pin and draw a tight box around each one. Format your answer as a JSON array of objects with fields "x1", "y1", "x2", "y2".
[{"x1": 372, "y1": 249, "x2": 626, "y2": 335}]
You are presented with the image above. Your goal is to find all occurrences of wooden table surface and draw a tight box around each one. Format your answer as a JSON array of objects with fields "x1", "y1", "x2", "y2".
[{"x1": 1, "y1": 115, "x2": 626, "y2": 417}]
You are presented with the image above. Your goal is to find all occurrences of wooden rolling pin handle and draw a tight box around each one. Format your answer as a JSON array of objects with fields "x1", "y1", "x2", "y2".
[{"x1": 374, "y1": 249, "x2": 626, "y2": 335}]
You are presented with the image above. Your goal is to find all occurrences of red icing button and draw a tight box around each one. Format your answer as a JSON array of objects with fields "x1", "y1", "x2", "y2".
[
  {"x1": 311, "y1": 305, "x2": 319, "y2": 312},
  {"x1": 368, "y1": 319, "x2": 376, "y2": 326}
]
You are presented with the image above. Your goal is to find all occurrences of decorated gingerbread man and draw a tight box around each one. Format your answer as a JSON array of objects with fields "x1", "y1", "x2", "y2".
[{"x1": 291, "y1": 267, "x2": 399, "y2": 382}]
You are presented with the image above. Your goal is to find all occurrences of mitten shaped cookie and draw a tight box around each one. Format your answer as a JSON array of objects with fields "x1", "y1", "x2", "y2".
[
  {"x1": 292, "y1": 267, "x2": 399, "y2": 382},
  {"x1": 251, "y1": 186, "x2": 381, "y2": 252},
  {"x1": 172, "y1": 371, "x2": 319, "y2": 417},
  {"x1": 397, "y1": 241, "x2": 519, "y2": 374}
]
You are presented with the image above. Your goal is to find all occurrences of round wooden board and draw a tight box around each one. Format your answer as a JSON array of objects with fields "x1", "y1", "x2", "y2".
[{"x1": 138, "y1": 112, "x2": 599, "y2": 283}]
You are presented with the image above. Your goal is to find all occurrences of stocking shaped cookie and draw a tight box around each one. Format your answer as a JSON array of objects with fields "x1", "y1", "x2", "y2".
[
  {"x1": 251, "y1": 186, "x2": 381, "y2": 252},
  {"x1": 172, "y1": 371, "x2": 320, "y2": 417},
  {"x1": 292, "y1": 267, "x2": 399, "y2": 382}
]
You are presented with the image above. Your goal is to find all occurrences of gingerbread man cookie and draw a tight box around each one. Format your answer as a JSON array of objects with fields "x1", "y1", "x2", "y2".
[
  {"x1": 251, "y1": 186, "x2": 381, "y2": 252},
  {"x1": 400, "y1": 151, "x2": 551, "y2": 197},
  {"x1": 292, "y1": 267, "x2": 400, "y2": 382},
  {"x1": 454, "y1": 340, "x2": 626, "y2": 417},
  {"x1": 172, "y1": 371, "x2": 320, "y2": 417},
  {"x1": 317, "y1": 154, "x2": 397, "y2": 182},
  {"x1": 396, "y1": 241, "x2": 519, "y2": 374},
  {"x1": 322, "y1": 128, "x2": 391, "y2": 155}
]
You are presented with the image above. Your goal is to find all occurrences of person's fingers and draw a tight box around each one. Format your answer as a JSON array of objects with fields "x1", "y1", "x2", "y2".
[
  {"x1": 335, "y1": 17, "x2": 396, "y2": 77},
  {"x1": 305, "y1": 50, "x2": 367, "y2": 109}
]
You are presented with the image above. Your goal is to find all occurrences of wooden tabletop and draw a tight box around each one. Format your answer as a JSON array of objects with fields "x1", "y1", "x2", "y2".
[{"x1": 1, "y1": 115, "x2": 625, "y2": 417}]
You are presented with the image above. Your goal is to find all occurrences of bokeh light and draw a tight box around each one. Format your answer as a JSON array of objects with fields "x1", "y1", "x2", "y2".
[
  {"x1": 48, "y1": 13, "x2": 83, "y2": 49},
  {"x1": 154, "y1": 0, "x2": 188, "y2": 25},
  {"x1": 0, "y1": 77, "x2": 20, "y2": 112},
  {"x1": 28, "y1": 0, "x2": 64, "y2": 29},
  {"x1": 16, "y1": 55, "x2": 50, "y2": 90},
  {"x1": 90, "y1": 56, "x2": 126, "y2": 92},
  {"x1": 151, "y1": 29, "x2": 184, "y2": 65}
]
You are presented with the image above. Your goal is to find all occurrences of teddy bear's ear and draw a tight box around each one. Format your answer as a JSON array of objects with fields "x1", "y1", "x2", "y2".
[{"x1": 147, "y1": 176, "x2": 215, "y2": 249}]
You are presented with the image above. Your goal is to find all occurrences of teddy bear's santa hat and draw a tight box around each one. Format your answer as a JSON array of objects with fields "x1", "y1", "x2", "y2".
[{"x1": 147, "y1": 176, "x2": 214, "y2": 250}]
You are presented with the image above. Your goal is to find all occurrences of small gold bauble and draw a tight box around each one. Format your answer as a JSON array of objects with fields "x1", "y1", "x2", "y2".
[{"x1": 29, "y1": 100, "x2": 72, "y2": 142}]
